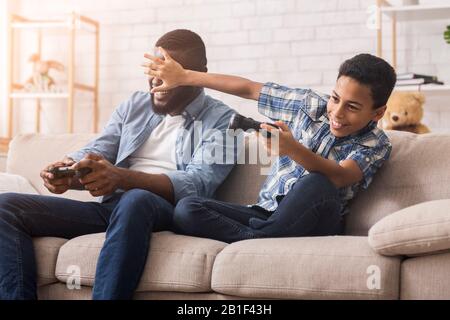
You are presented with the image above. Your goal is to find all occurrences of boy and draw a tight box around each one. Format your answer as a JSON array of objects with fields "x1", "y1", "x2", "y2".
[{"x1": 143, "y1": 51, "x2": 396, "y2": 243}]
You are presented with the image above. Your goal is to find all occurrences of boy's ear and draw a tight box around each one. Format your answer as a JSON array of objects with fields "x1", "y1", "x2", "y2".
[{"x1": 373, "y1": 105, "x2": 387, "y2": 122}]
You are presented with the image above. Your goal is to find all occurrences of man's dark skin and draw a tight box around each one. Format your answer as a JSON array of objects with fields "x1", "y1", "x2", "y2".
[{"x1": 40, "y1": 48, "x2": 204, "y2": 205}]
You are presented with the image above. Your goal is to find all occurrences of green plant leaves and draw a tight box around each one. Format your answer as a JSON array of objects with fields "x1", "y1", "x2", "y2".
[{"x1": 445, "y1": 25, "x2": 450, "y2": 44}]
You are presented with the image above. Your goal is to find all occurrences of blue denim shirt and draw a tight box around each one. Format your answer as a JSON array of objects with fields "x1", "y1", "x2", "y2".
[{"x1": 68, "y1": 90, "x2": 236, "y2": 203}]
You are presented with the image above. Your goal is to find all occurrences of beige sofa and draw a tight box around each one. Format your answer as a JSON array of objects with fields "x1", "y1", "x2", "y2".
[{"x1": 2, "y1": 130, "x2": 450, "y2": 300}]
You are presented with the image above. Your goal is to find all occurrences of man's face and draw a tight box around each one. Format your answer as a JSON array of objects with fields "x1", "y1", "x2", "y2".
[
  {"x1": 327, "y1": 76, "x2": 386, "y2": 138},
  {"x1": 150, "y1": 49, "x2": 198, "y2": 115}
]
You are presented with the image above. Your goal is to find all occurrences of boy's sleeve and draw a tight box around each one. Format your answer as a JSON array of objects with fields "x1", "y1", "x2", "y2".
[
  {"x1": 257, "y1": 82, "x2": 328, "y2": 124},
  {"x1": 345, "y1": 140, "x2": 392, "y2": 190}
]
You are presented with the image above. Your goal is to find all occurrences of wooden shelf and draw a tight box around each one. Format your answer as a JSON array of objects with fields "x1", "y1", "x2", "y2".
[
  {"x1": 381, "y1": 4, "x2": 450, "y2": 21},
  {"x1": 394, "y1": 85, "x2": 450, "y2": 92},
  {"x1": 10, "y1": 92, "x2": 70, "y2": 99},
  {"x1": 10, "y1": 14, "x2": 98, "y2": 33},
  {"x1": 10, "y1": 82, "x2": 96, "y2": 99},
  {"x1": 7, "y1": 12, "x2": 100, "y2": 139},
  {"x1": 0, "y1": 138, "x2": 10, "y2": 154}
]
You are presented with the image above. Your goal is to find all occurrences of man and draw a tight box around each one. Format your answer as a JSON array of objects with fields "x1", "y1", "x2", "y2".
[{"x1": 0, "y1": 29, "x2": 235, "y2": 300}]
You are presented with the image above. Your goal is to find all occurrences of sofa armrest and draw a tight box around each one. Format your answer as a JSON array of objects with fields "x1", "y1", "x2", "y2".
[
  {"x1": 368, "y1": 199, "x2": 450, "y2": 257},
  {"x1": 6, "y1": 133, "x2": 99, "y2": 202},
  {"x1": 0, "y1": 172, "x2": 39, "y2": 195}
]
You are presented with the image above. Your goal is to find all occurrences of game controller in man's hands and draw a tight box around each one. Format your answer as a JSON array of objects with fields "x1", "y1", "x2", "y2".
[{"x1": 47, "y1": 166, "x2": 92, "y2": 179}]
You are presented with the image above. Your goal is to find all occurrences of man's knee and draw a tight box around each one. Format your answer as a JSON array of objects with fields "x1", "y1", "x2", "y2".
[
  {"x1": 119, "y1": 189, "x2": 160, "y2": 209},
  {"x1": 0, "y1": 192, "x2": 23, "y2": 208},
  {"x1": 0, "y1": 193, "x2": 25, "y2": 226},
  {"x1": 173, "y1": 196, "x2": 205, "y2": 233},
  {"x1": 113, "y1": 189, "x2": 168, "y2": 228}
]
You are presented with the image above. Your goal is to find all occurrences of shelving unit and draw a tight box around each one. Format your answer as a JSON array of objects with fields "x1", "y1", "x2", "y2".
[
  {"x1": 0, "y1": 138, "x2": 9, "y2": 154},
  {"x1": 376, "y1": 0, "x2": 450, "y2": 70},
  {"x1": 4, "y1": 12, "x2": 100, "y2": 143},
  {"x1": 394, "y1": 84, "x2": 450, "y2": 91}
]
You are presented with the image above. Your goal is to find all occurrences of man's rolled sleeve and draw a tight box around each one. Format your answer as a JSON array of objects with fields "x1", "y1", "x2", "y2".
[
  {"x1": 165, "y1": 112, "x2": 236, "y2": 203},
  {"x1": 165, "y1": 163, "x2": 234, "y2": 204},
  {"x1": 66, "y1": 92, "x2": 133, "y2": 163}
]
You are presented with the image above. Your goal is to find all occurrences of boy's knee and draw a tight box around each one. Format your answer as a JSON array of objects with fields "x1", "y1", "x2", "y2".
[{"x1": 300, "y1": 173, "x2": 338, "y2": 195}]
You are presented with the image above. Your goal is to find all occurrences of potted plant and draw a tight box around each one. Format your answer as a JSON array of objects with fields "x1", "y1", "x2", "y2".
[{"x1": 445, "y1": 25, "x2": 450, "y2": 44}]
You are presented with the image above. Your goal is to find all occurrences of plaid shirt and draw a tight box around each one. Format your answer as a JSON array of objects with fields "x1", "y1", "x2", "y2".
[{"x1": 255, "y1": 82, "x2": 392, "y2": 215}]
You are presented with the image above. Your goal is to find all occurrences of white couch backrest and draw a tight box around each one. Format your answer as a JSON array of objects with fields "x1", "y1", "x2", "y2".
[
  {"x1": 346, "y1": 130, "x2": 450, "y2": 235},
  {"x1": 219, "y1": 131, "x2": 450, "y2": 236},
  {"x1": 7, "y1": 133, "x2": 99, "y2": 202}
]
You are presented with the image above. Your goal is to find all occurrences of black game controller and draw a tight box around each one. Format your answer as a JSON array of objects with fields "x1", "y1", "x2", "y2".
[
  {"x1": 228, "y1": 113, "x2": 279, "y2": 138},
  {"x1": 48, "y1": 166, "x2": 92, "y2": 179}
]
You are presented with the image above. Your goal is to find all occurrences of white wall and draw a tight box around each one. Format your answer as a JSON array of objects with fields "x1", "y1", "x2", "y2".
[
  {"x1": 9, "y1": 0, "x2": 450, "y2": 135},
  {"x1": 0, "y1": 0, "x2": 14, "y2": 137}
]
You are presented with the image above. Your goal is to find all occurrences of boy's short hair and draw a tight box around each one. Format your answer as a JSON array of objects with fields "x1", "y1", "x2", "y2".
[
  {"x1": 156, "y1": 29, "x2": 207, "y2": 72},
  {"x1": 337, "y1": 53, "x2": 396, "y2": 109}
]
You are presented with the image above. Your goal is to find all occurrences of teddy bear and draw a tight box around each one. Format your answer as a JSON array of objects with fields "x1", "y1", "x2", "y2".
[
  {"x1": 21, "y1": 53, "x2": 65, "y2": 92},
  {"x1": 380, "y1": 91, "x2": 430, "y2": 134}
]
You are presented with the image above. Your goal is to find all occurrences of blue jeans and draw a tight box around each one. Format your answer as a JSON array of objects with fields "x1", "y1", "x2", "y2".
[
  {"x1": 174, "y1": 173, "x2": 344, "y2": 243},
  {"x1": 0, "y1": 189, "x2": 174, "y2": 300}
]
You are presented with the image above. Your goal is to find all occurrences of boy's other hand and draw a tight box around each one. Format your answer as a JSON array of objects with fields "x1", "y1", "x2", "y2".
[
  {"x1": 260, "y1": 121, "x2": 299, "y2": 157},
  {"x1": 143, "y1": 47, "x2": 187, "y2": 93}
]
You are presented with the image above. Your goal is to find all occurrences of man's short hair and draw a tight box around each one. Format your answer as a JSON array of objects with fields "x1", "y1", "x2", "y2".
[
  {"x1": 156, "y1": 29, "x2": 207, "y2": 72},
  {"x1": 337, "y1": 53, "x2": 397, "y2": 109}
]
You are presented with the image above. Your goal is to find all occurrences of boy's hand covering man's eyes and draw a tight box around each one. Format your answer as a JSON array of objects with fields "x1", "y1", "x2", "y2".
[
  {"x1": 260, "y1": 121, "x2": 299, "y2": 157},
  {"x1": 142, "y1": 47, "x2": 187, "y2": 93}
]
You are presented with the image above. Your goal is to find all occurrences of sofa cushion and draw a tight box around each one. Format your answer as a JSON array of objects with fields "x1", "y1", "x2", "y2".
[
  {"x1": 215, "y1": 135, "x2": 272, "y2": 205},
  {"x1": 211, "y1": 236, "x2": 401, "y2": 300},
  {"x1": 401, "y1": 252, "x2": 450, "y2": 300},
  {"x1": 7, "y1": 133, "x2": 98, "y2": 202},
  {"x1": 38, "y1": 283, "x2": 240, "y2": 300},
  {"x1": 0, "y1": 172, "x2": 38, "y2": 195},
  {"x1": 368, "y1": 199, "x2": 450, "y2": 257},
  {"x1": 347, "y1": 131, "x2": 450, "y2": 236},
  {"x1": 55, "y1": 231, "x2": 227, "y2": 292},
  {"x1": 33, "y1": 237, "x2": 68, "y2": 286}
]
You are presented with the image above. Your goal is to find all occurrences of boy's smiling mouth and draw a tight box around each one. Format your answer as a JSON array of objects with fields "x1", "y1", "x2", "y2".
[{"x1": 330, "y1": 118, "x2": 349, "y2": 130}]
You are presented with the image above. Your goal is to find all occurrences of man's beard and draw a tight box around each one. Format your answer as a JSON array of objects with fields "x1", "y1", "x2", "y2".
[
  {"x1": 151, "y1": 87, "x2": 199, "y2": 115},
  {"x1": 151, "y1": 95, "x2": 180, "y2": 115}
]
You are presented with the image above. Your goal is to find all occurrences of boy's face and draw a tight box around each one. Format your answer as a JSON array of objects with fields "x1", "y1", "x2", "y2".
[{"x1": 327, "y1": 76, "x2": 386, "y2": 138}]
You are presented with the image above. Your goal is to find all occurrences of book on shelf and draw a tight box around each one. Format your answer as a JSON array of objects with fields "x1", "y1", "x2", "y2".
[
  {"x1": 396, "y1": 78, "x2": 444, "y2": 86},
  {"x1": 397, "y1": 73, "x2": 439, "y2": 81}
]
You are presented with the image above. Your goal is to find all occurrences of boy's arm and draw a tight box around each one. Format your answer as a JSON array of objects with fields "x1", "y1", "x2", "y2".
[
  {"x1": 262, "y1": 122, "x2": 363, "y2": 189},
  {"x1": 184, "y1": 71, "x2": 263, "y2": 101},
  {"x1": 288, "y1": 143, "x2": 363, "y2": 189},
  {"x1": 144, "y1": 48, "x2": 263, "y2": 100}
]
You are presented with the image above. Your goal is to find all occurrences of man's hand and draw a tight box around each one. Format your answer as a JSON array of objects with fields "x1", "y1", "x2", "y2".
[
  {"x1": 143, "y1": 47, "x2": 187, "y2": 93},
  {"x1": 72, "y1": 153, "x2": 123, "y2": 197},
  {"x1": 260, "y1": 121, "x2": 300, "y2": 157},
  {"x1": 40, "y1": 157, "x2": 75, "y2": 194}
]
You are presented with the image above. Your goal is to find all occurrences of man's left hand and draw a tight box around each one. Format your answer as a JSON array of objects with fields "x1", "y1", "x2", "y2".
[{"x1": 72, "y1": 153, "x2": 123, "y2": 197}]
